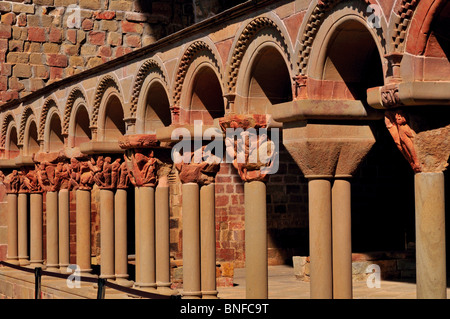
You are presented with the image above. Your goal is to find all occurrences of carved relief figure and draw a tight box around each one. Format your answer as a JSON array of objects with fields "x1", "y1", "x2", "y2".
[
  {"x1": 175, "y1": 145, "x2": 220, "y2": 185},
  {"x1": 68, "y1": 158, "x2": 81, "y2": 190},
  {"x1": 78, "y1": 159, "x2": 95, "y2": 190},
  {"x1": 127, "y1": 151, "x2": 158, "y2": 187},
  {"x1": 117, "y1": 159, "x2": 130, "y2": 189},
  {"x1": 385, "y1": 110, "x2": 421, "y2": 173},
  {"x1": 111, "y1": 158, "x2": 121, "y2": 188},
  {"x1": 4, "y1": 170, "x2": 20, "y2": 193}
]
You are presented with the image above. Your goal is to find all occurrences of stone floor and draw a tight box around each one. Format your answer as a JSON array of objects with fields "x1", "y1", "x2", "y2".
[{"x1": 217, "y1": 265, "x2": 450, "y2": 299}]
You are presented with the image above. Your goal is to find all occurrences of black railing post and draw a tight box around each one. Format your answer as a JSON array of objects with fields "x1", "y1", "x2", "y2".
[
  {"x1": 97, "y1": 278, "x2": 106, "y2": 299},
  {"x1": 34, "y1": 267, "x2": 42, "y2": 299}
]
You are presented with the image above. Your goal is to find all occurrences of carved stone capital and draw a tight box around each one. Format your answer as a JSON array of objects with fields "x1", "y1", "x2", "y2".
[
  {"x1": 4, "y1": 170, "x2": 20, "y2": 194},
  {"x1": 118, "y1": 134, "x2": 160, "y2": 150},
  {"x1": 175, "y1": 148, "x2": 220, "y2": 186},
  {"x1": 385, "y1": 108, "x2": 450, "y2": 173},
  {"x1": 381, "y1": 84, "x2": 401, "y2": 108},
  {"x1": 219, "y1": 114, "x2": 277, "y2": 182},
  {"x1": 125, "y1": 150, "x2": 158, "y2": 187}
]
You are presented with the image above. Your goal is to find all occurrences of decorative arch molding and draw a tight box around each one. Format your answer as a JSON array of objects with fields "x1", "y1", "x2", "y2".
[
  {"x1": 172, "y1": 40, "x2": 222, "y2": 106},
  {"x1": 1, "y1": 112, "x2": 16, "y2": 149},
  {"x1": 63, "y1": 87, "x2": 87, "y2": 136},
  {"x1": 226, "y1": 16, "x2": 292, "y2": 94},
  {"x1": 39, "y1": 98, "x2": 58, "y2": 141},
  {"x1": 130, "y1": 59, "x2": 168, "y2": 118},
  {"x1": 19, "y1": 105, "x2": 35, "y2": 146},
  {"x1": 91, "y1": 75, "x2": 121, "y2": 129},
  {"x1": 296, "y1": 0, "x2": 388, "y2": 76}
]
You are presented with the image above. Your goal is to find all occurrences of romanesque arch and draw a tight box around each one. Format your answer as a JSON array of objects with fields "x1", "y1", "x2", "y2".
[
  {"x1": 174, "y1": 40, "x2": 225, "y2": 125},
  {"x1": 230, "y1": 15, "x2": 294, "y2": 114},
  {"x1": 97, "y1": 86, "x2": 126, "y2": 142},
  {"x1": 91, "y1": 75, "x2": 121, "y2": 131},
  {"x1": 133, "y1": 59, "x2": 172, "y2": 134},
  {"x1": 63, "y1": 87, "x2": 88, "y2": 136},
  {"x1": 43, "y1": 106, "x2": 64, "y2": 153},
  {"x1": 19, "y1": 106, "x2": 39, "y2": 156},
  {"x1": 1, "y1": 112, "x2": 18, "y2": 159}
]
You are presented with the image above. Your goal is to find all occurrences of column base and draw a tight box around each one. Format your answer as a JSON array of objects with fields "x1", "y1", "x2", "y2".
[
  {"x1": 59, "y1": 264, "x2": 70, "y2": 274},
  {"x1": 19, "y1": 257, "x2": 29, "y2": 266},
  {"x1": 157, "y1": 281, "x2": 178, "y2": 295},
  {"x1": 29, "y1": 260, "x2": 45, "y2": 268},
  {"x1": 202, "y1": 290, "x2": 218, "y2": 299},
  {"x1": 6, "y1": 258, "x2": 19, "y2": 265},
  {"x1": 45, "y1": 264, "x2": 60, "y2": 271},
  {"x1": 181, "y1": 290, "x2": 202, "y2": 299},
  {"x1": 114, "y1": 276, "x2": 134, "y2": 288}
]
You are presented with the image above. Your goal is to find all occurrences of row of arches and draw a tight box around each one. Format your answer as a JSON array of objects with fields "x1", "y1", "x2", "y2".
[{"x1": 1, "y1": 0, "x2": 447, "y2": 160}]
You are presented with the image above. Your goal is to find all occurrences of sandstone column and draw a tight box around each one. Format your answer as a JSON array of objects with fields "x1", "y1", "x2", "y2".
[
  {"x1": 17, "y1": 192, "x2": 29, "y2": 266},
  {"x1": 332, "y1": 177, "x2": 352, "y2": 299},
  {"x1": 100, "y1": 188, "x2": 115, "y2": 280},
  {"x1": 58, "y1": 189, "x2": 70, "y2": 273},
  {"x1": 308, "y1": 178, "x2": 333, "y2": 299},
  {"x1": 200, "y1": 182, "x2": 217, "y2": 299},
  {"x1": 155, "y1": 166, "x2": 176, "y2": 295},
  {"x1": 139, "y1": 185, "x2": 157, "y2": 291},
  {"x1": 76, "y1": 189, "x2": 92, "y2": 275},
  {"x1": 134, "y1": 186, "x2": 140, "y2": 287},
  {"x1": 115, "y1": 187, "x2": 133, "y2": 286},
  {"x1": 244, "y1": 180, "x2": 268, "y2": 299},
  {"x1": 6, "y1": 192, "x2": 19, "y2": 265},
  {"x1": 383, "y1": 109, "x2": 450, "y2": 299},
  {"x1": 46, "y1": 191, "x2": 59, "y2": 271},
  {"x1": 415, "y1": 172, "x2": 446, "y2": 299},
  {"x1": 29, "y1": 192, "x2": 44, "y2": 268},
  {"x1": 181, "y1": 182, "x2": 201, "y2": 299}
]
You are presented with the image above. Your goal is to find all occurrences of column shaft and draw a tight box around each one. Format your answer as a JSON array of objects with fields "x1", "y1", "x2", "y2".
[
  {"x1": 134, "y1": 187, "x2": 140, "y2": 286},
  {"x1": 200, "y1": 183, "x2": 217, "y2": 299},
  {"x1": 308, "y1": 178, "x2": 333, "y2": 299},
  {"x1": 6, "y1": 193, "x2": 18, "y2": 264},
  {"x1": 155, "y1": 186, "x2": 172, "y2": 292},
  {"x1": 244, "y1": 181, "x2": 268, "y2": 299},
  {"x1": 76, "y1": 189, "x2": 92, "y2": 274},
  {"x1": 415, "y1": 172, "x2": 447, "y2": 299},
  {"x1": 115, "y1": 188, "x2": 132, "y2": 286},
  {"x1": 331, "y1": 179, "x2": 352, "y2": 299},
  {"x1": 29, "y1": 193, "x2": 43, "y2": 267},
  {"x1": 139, "y1": 186, "x2": 156, "y2": 290},
  {"x1": 58, "y1": 189, "x2": 70, "y2": 273},
  {"x1": 182, "y1": 183, "x2": 201, "y2": 299},
  {"x1": 100, "y1": 189, "x2": 115, "y2": 279},
  {"x1": 18, "y1": 193, "x2": 29, "y2": 266},
  {"x1": 46, "y1": 191, "x2": 59, "y2": 270}
]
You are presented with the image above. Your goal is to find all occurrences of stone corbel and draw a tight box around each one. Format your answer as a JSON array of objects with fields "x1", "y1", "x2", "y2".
[{"x1": 292, "y1": 74, "x2": 308, "y2": 100}]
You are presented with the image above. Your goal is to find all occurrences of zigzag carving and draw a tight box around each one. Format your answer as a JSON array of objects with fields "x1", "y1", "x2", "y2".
[
  {"x1": 91, "y1": 75, "x2": 120, "y2": 128},
  {"x1": 1, "y1": 112, "x2": 15, "y2": 148},
  {"x1": 226, "y1": 16, "x2": 291, "y2": 93},
  {"x1": 63, "y1": 87, "x2": 85, "y2": 135}
]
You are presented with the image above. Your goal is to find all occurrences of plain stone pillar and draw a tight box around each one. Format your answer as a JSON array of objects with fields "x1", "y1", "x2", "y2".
[
  {"x1": 7, "y1": 193, "x2": 19, "y2": 265},
  {"x1": 18, "y1": 193, "x2": 29, "y2": 266},
  {"x1": 200, "y1": 183, "x2": 217, "y2": 299},
  {"x1": 308, "y1": 178, "x2": 333, "y2": 299},
  {"x1": 244, "y1": 181, "x2": 267, "y2": 299},
  {"x1": 139, "y1": 186, "x2": 156, "y2": 291},
  {"x1": 29, "y1": 193, "x2": 44, "y2": 268},
  {"x1": 58, "y1": 189, "x2": 70, "y2": 273},
  {"x1": 100, "y1": 189, "x2": 115, "y2": 280},
  {"x1": 115, "y1": 188, "x2": 133, "y2": 286},
  {"x1": 76, "y1": 189, "x2": 92, "y2": 274},
  {"x1": 134, "y1": 187, "x2": 140, "y2": 286},
  {"x1": 155, "y1": 185, "x2": 173, "y2": 293},
  {"x1": 332, "y1": 178, "x2": 352, "y2": 299},
  {"x1": 415, "y1": 172, "x2": 447, "y2": 299},
  {"x1": 182, "y1": 183, "x2": 201, "y2": 299},
  {"x1": 46, "y1": 191, "x2": 59, "y2": 271}
]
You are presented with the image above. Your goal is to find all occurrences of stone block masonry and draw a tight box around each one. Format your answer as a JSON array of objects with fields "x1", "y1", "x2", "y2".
[{"x1": 0, "y1": 0, "x2": 236, "y2": 105}]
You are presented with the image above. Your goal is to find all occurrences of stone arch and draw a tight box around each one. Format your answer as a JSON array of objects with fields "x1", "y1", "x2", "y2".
[
  {"x1": 91, "y1": 75, "x2": 121, "y2": 129},
  {"x1": 390, "y1": 0, "x2": 420, "y2": 54},
  {"x1": 306, "y1": 4, "x2": 386, "y2": 100},
  {"x1": 135, "y1": 66, "x2": 172, "y2": 134},
  {"x1": 130, "y1": 58, "x2": 169, "y2": 120},
  {"x1": 172, "y1": 40, "x2": 223, "y2": 108},
  {"x1": 295, "y1": 0, "x2": 388, "y2": 77},
  {"x1": 19, "y1": 105, "x2": 35, "y2": 145},
  {"x1": 63, "y1": 86, "x2": 87, "y2": 136},
  {"x1": 1, "y1": 112, "x2": 17, "y2": 156},
  {"x1": 23, "y1": 115, "x2": 39, "y2": 156},
  {"x1": 44, "y1": 106, "x2": 64, "y2": 153},
  {"x1": 226, "y1": 15, "x2": 293, "y2": 95},
  {"x1": 68, "y1": 98, "x2": 91, "y2": 148},
  {"x1": 97, "y1": 87, "x2": 126, "y2": 142},
  {"x1": 39, "y1": 98, "x2": 58, "y2": 141}
]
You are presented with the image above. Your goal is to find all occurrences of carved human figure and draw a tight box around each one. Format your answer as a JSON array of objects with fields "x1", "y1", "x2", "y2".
[
  {"x1": 385, "y1": 110, "x2": 421, "y2": 173},
  {"x1": 111, "y1": 158, "x2": 121, "y2": 188},
  {"x1": 79, "y1": 160, "x2": 95, "y2": 190},
  {"x1": 55, "y1": 162, "x2": 71, "y2": 190},
  {"x1": 4, "y1": 170, "x2": 20, "y2": 193},
  {"x1": 175, "y1": 145, "x2": 220, "y2": 185},
  {"x1": 68, "y1": 158, "x2": 81, "y2": 190},
  {"x1": 128, "y1": 151, "x2": 157, "y2": 187},
  {"x1": 90, "y1": 156, "x2": 105, "y2": 187},
  {"x1": 117, "y1": 159, "x2": 130, "y2": 189}
]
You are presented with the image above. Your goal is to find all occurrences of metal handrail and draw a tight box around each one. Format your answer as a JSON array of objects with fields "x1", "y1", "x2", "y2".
[{"x1": 0, "y1": 260, "x2": 180, "y2": 299}]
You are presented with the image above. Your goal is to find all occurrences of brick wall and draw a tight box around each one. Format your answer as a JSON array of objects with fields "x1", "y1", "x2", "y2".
[{"x1": 0, "y1": 0, "x2": 247, "y2": 105}]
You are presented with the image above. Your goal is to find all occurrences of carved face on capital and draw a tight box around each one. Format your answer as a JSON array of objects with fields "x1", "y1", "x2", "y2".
[{"x1": 394, "y1": 111, "x2": 407, "y2": 125}]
